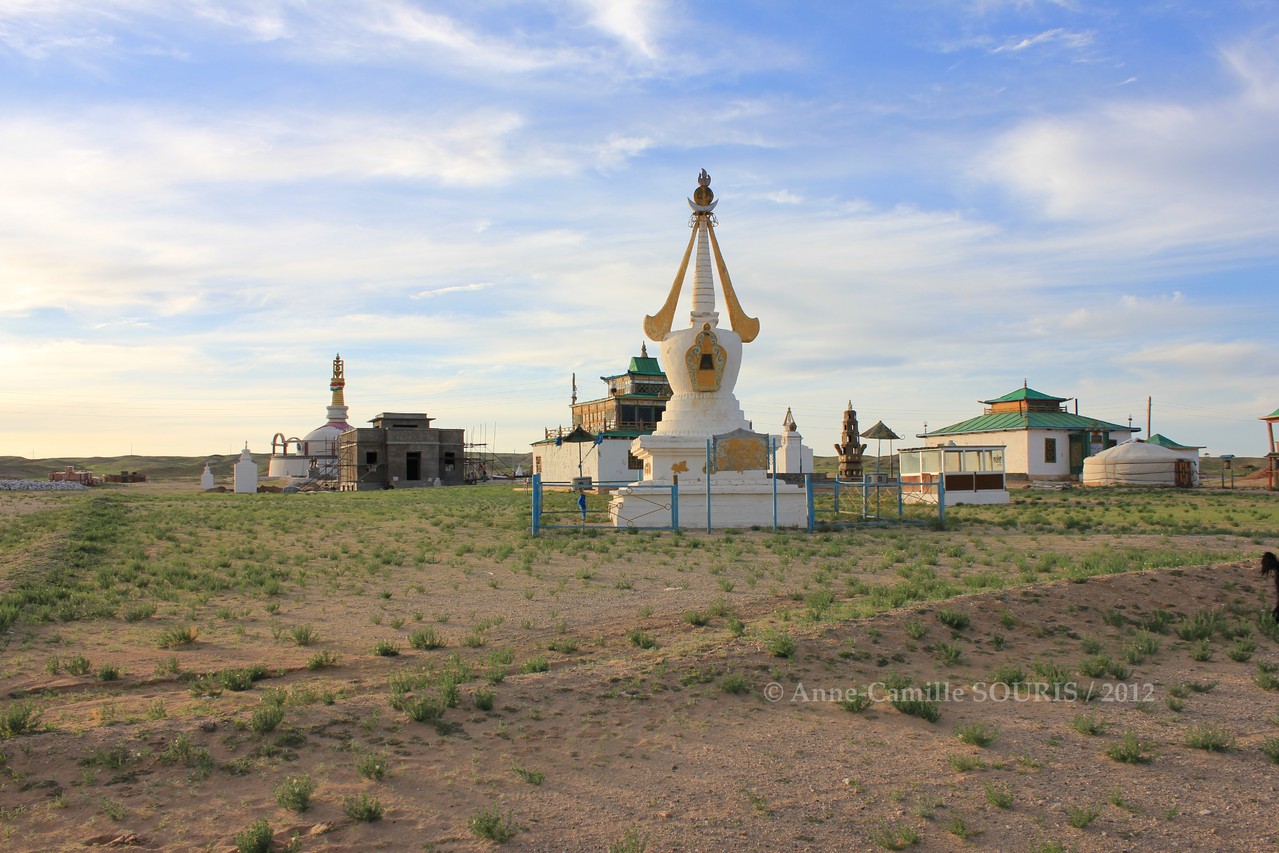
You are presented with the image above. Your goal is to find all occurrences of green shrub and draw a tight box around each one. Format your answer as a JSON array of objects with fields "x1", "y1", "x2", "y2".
[
  {"x1": 869, "y1": 819, "x2": 920, "y2": 849},
  {"x1": 937, "y1": 608, "x2": 969, "y2": 630},
  {"x1": 763, "y1": 630, "x2": 796, "y2": 659},
  {"x1": 469, "y1": 804, "x2": 518, "y2": 842},
  {"x1": 250, "y1": 704, "x2": 285, "y2": 734},
  {"x1": 892, "y1": 696, "x2": 940, "y2": 723},
  {"x1": 306, "y1": 650, "x2": 339, "y2": 670},
  {"x1": 988, "y1": 664, "x2": 1024, "y2": 685},
  {"x1": 122, "y1": 602, "x2": 157, "y2": 623},
  {"x1": 344, "y1": 793, "x2": 384, "y2": 822},
  {"x1": 0, "y1": 700, "x2": 43, "y2": 738},
  {"x1": 158, "y1": 625, "x2": 199, "y2": 648},
  {"x1": 719, "y1": 672, "x2": 750, "y2": 694},
  {"x1": 97, "y1": 663, "x2": 122, "y2": 681},
  {"x1": 1066, "y1": 804, "x2": 1100, "y2": 828},
  {"x1": 984, "y1": 783, "x2": 1013, "y2": 809},
  {"x1": 684, "y1": 610, "x2": 710, "y2": 627},
  {"x1": 1072, "y1": 714, "x2": 1108, "y2": 736},
  {"x1": 372, "y1": 640, "x2": 400, "y2": 657},
  {"x1": 474, "y1": 688, "x2": 495, "y2": 711},
  {"x1": 409, "y1": 627, "x2": 445, "y2": 650},
  {"x1": 626, "y1": 629, "x2": 656, "y2": 649},
  {"x1": 521, "y1": 656, "x2": 549, "y2": 674},
  {"x1": 273, "y1": 773, "x2": 317, "y2": 812},
  {"x1": 357, "y1": 752, "x2": 388, "y2": 781},
  {"x1": 65, "y1": 654, "x2": 92, "y2": 676},
  {"x1": 1105, "y1": 730, "x2": 1156, "y2": 763},
  {"x1": 290, "y1": 625, "x2": 318, "y2": 646},
  {"x1": 233, "y1": 818, "x2": 273, "y2": 853},
  {"x1": 1185, "y1": 723, "x2": 1234, "y2": 752},
  {"x1": 955, "y1": 721, "x2": 998, "y2": 747},
  {"x1": 1260, "y1": 737, "x2": 1279, "y2": 764}
]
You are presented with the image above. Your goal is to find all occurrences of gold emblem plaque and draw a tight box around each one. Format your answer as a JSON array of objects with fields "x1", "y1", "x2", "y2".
[{"x1": 685, "y1": 324, "x2": 727, "y2": 392}]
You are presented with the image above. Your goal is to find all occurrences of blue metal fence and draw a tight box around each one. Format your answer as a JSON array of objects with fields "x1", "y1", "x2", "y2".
[
  {"x1": 530, "y1": 474, "x2": 679, "y2": 535},
  {"x1": 805, "y1": 474, "x2": 945, "y2": 531}
]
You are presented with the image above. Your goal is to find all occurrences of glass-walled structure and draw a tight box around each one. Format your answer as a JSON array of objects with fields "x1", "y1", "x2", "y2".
[{"x1": 899, "y1": 445, "x2": 1010, "y2": 506}]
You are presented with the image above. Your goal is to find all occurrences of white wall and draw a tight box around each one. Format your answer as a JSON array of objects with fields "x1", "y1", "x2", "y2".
[
  {"x1": 927, "y1": 429, "x2": 1131, "y2": 480},
  {"x1": 532, "y1": 439, "x2": 638, "y2": 484}
]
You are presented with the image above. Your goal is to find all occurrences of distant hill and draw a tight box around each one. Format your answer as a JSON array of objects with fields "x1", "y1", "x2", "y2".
[{"x1": 0, "y1": 454, "x2": 243, "y2": 482}]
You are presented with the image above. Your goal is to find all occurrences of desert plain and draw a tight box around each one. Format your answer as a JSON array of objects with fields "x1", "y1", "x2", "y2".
[{"x1": 2, "y1": 480, "x2": 1278, "y2": 852}]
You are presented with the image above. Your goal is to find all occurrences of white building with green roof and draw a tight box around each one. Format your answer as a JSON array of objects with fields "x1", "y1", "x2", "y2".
[{"x1": 921, "y1": 385, "x2": 1138, "y2": 482}]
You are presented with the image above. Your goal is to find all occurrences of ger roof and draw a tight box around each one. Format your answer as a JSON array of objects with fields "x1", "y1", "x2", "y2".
[
  {"x1": 925, "y1": 411, "x2": 1134, "y2": 436},
  {"x1": 981, "y1": 386, "x2": 1067, "y2": 405},
  {"x1": 1147, "y1": 433, "x2": 1202, "y2": 450}
]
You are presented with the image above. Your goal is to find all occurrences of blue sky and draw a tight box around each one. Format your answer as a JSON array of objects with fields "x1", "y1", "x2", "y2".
[{"x1": 2, "y1": 0, "x2": 1276, "y2": 460}]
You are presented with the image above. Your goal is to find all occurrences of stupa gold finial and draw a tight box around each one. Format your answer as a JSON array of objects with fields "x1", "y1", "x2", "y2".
[
  {"x1": 644, "y1": 170, "x2": 759, "y2": 343},
  {"x1": 330, "y1": 353, "x2": 346, "y2": 406}
]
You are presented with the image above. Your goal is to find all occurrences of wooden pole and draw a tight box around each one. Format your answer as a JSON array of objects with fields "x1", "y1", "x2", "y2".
[{"x1": 1146, "y1": 396, "x2": 1152, "y2": 438}]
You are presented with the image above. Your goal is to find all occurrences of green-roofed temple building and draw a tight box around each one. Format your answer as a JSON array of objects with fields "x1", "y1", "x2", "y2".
[
  {"x1": 921, "y1": 385, "x2": 1138, "y2": 482},
  {"x1": 532, "y1": 345, "x2": 674, "y2": 483}
]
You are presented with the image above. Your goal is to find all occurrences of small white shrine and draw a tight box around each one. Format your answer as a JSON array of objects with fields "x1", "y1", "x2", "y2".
[
  {"x1": 773, "y1": 408, "x2": 815, "y2": 475},
  {"x1": 233, "y1": 445, "x2": 259, "y2": 494},
  {"x1": 609, "y1": 171, "x2": 809, "y2": 528},
  {"x1": 200, "y1": 463, "x2": 215, "y2": 490}
]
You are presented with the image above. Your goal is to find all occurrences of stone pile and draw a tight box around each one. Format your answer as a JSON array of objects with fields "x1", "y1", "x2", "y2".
[{"x1": 0, "y1": 479, "x2": 89, "y2": 491}]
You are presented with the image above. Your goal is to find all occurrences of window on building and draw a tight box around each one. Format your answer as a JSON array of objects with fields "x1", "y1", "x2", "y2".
[
  {"x1": 443, "y1": 451, "x2": 456, "y2": 473},
  {"x1": 627, "y1": 452, "x2": 643, "y2": 470},
  {"x1": 365, "y1": 451, "x2": 379, "y2": 466},
  {"x1": 1044, "y1": 438, "x2": 1057, "y2": 464}
]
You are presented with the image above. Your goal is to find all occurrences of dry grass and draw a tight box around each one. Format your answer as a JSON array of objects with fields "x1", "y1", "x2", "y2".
[{"x1": 0, "y1": 483, "x2": 1276, "y2": 850}]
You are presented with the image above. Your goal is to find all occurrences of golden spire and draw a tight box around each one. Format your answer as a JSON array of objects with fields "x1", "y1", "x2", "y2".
[
  {"x1": 644, "y1": 170, "x2": 759, "y2": 343},
  {"x1": 330, "y1": 353, "x2": 345, "y2": 407}
]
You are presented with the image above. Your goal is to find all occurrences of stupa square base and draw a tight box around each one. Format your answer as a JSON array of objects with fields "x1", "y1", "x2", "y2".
[{"x1": 610, "y1": 475, "x2": 807, "y2": 529}]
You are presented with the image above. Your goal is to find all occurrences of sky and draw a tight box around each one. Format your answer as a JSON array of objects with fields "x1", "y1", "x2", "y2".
[{"x1": 2, "y1": 0, "x2": 1277, "y2": 461}]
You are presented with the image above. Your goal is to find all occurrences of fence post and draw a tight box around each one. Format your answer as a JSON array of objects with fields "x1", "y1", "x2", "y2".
[
  {"x1": 671, "y1": 476, "x2": 679, "y2": 531},
  {"x1": 531, "y1": 474, "x2": 541, "y2": 536},
  {"x1": 705, "y1": 439, "x2": 712, "y2": 533},
  {"x1": 771, "y1": 436, "x2": 778, "y2": 531},
  {"x1": 805, "y1": 474, "x2": 814, "y2": 533},
  {"x1": 834, "y1": 478, "x2": 840, "y2": 515},
  {"x1": 938, "y1": 473, "x2": 946, "y2": 528}
]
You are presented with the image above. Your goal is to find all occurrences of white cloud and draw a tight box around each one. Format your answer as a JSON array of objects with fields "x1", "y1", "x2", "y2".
[
  {"x1": 991, "y1": 27, "x2": 1094, "y2": 54},
  {"x1": 411, "y1": 283, "x2": 493, "y2": 299},
  {"x1": 572, "y1": 0, "x2": 665, "y2": 59}
]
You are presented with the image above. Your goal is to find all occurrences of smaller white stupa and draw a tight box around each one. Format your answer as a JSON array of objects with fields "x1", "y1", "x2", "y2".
[
  {"x1": 774, "y1": 408, "x2": 815, "y2": 474},
  {"x1": 234, "y1": 445, "x2": 259, "y2": 494},
  {"x1": 268, "y1": 354, "x2": 352, "y2": 480},
  {"x1": 200, "y1": 463, "x2": 216, "y2": 490}
]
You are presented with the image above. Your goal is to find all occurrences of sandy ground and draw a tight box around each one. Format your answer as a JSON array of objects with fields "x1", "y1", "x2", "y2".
[{"x1": 3, "y1": 547, "x2": 1278, "y2": 852}]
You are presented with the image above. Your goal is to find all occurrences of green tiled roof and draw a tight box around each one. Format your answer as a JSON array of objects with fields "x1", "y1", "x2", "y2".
[
  {"x1": 981, "y1": 386, "x2": 1067, "y2": 405},
  {"x1": 628, "y1": 356, "x2": 665, "y2": 376},
  {"x1": 927, "y1": 411, "x2": 1134, "y2": 436},
  {"x1": 1267, "y1": 407, "x2": 1279, "y2": 419},
  {"x1": 1147, "y1": 433, "x2": 1200, "y2": 450}
]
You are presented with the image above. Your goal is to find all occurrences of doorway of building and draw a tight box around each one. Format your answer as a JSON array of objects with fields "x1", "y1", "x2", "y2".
[
  {"x1": 406, "y1": 452, "x2": 422, "y2": 481},
  {"x1": 1068, "y1": 434, "x2": 1085, "y2": 476}
]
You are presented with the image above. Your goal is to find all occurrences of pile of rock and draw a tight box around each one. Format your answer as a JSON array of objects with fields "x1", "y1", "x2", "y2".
[{"x1": 0, "y1": 479, "x2": 89, "y2": 491}]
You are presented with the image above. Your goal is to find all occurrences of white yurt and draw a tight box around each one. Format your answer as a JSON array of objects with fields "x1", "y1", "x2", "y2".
[{"x1": 1082, "y1": 441, "x2": 1196, "y2": 487}]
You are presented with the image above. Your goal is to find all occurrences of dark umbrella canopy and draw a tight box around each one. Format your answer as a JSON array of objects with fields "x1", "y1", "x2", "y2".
[
  {"x1": 860, "y1": 420, "x2": 900, "y2": 477},
  {"x1": 860, "y1": 421, "x2": 900, "y2": 441}
]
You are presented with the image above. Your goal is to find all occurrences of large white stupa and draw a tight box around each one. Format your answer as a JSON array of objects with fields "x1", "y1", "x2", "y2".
[
  {"x1": 609, "y1": 171, "x2": 809, "y2": 528},
  {"x1": 267, "y1": 354, "x2": 352, "y2": 480}
]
